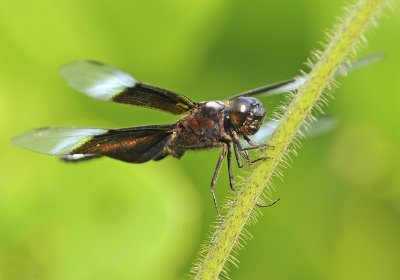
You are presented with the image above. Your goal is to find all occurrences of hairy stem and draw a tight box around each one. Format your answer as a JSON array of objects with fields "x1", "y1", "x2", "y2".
[{"x1": 193, "y1": 0, "x2": 387, "y2": 279}]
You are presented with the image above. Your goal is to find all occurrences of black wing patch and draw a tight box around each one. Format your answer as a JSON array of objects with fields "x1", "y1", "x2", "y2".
[
  {"x1": 60, "y1": 60, "x2": 195, "y2": 114},
  {"x1": 228, "y1": 78, "x2": 298, "y2": 100},
  {"x1": 114, "y1": 83, "x2": 194, "y2": 115},
  {"x1": 72, "y1": 125, "x2": 174, "y2": 163}
]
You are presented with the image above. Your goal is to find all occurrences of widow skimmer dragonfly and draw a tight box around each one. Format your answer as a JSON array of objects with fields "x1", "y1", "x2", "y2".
[{"x1": 12, "y1": 54, "x2": 381, "y2": 220}]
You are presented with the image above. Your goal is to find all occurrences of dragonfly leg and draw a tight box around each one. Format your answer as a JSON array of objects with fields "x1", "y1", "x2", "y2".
[
  {"x1": 232, "y1": 140, "x2": 245, "y2": 168},
  {"x1": 249, "y1": 156, "x2": 268, "y2": 164},
  {"x1": 232, "y1": 132, "x2": 269, "y2": 165},
  {"x1": 256, "y1": 198, "x2": 281, "y2": 208},
  {"x1": 241, "y1": 146, "x2": 269, "y2": 151},
  {"x1": 228, "y1": 139, "x2": 279, "y2": 208},
  {"x1": 242, "y1": 135, "x2": 273, "y2": 150},
  {"x1": 227, "y1": 144, "x2": 236, "y2": 191},
  {"x1": 210, "y1": 145, "x2": 227, "y2": 223}
]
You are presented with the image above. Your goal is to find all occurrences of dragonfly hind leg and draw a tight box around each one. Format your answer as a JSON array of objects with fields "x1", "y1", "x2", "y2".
[{"x1": 210, "y1": 144, "x2": 228, "y2": 223}]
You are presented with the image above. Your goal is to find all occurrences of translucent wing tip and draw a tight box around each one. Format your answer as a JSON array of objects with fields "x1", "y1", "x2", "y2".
[
  {"x1": 12, "y1": 127, "x2": 107, "y2": 155},
  {"x1": 59, "y1": 60, "x2": 137, "y2": 101},
  {"x1": 299, "y1": 116, "x2": 338, "y2": 138},
  {"x1": 59, "y1": 60, "x2": 105, "y2": 94},
  {"x1": 336, "y1": 52, "x2": 384, "y2": 76},
  {"x1": 11, "y1": 127, "x2": 48, "y2": 151},
  {"x1": 59, "y1": 60, "x2": 104, "y2": 76}
]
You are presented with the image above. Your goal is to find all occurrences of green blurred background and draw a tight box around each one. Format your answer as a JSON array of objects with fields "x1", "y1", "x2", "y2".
[{"x1": 0, "y1": 0, "x2": 399, "y2": 279}]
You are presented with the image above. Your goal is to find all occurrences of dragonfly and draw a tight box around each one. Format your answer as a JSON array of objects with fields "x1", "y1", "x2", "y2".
[{"x1": 12, "y1": 53, "x2": 381, "y2": 220}]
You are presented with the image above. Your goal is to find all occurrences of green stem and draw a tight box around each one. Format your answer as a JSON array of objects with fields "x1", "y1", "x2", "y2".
[{"x1": 193, "y1": 0, "x2": 387, "y2": 279}]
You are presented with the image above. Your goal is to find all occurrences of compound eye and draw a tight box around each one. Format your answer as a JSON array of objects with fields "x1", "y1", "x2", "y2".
[{"x1": 229, "y1": 97, "x2": 253, "y2": 128}]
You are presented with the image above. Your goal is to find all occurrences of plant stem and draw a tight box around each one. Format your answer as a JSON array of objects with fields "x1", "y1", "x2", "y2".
[{"x1": 193, "y1": 0, "x2": 387, "y2": 279}]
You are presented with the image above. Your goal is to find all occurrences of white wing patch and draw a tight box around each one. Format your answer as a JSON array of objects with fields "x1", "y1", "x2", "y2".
[
  {"x1": 12, "y1": 127, "x2": 107, "y2": 155},
  {"x1": 60, "y1": 61, "x2": 137, "y2": 101}
]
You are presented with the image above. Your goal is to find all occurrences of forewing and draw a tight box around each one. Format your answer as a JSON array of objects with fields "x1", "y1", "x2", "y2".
[
  {"x1": 12, "y1": 125, "x2": 174, "y2": 163},
  {"x1": 60, "y1": 60, "x2": 194, "y2": 114},
  {"x1": 229, "y1": 53, "x2": 383, "y2": 100},
  {"x1": 228, "y1": 78, "x2": 301, "y2": 100},
  {"x1": 113, "y1": 83, "x2": 195, "y2": 114}
]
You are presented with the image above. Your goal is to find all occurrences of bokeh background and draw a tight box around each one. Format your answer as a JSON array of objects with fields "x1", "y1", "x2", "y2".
[{"x1": 1, "y1": 0, "x2": 399, "y2": 279}]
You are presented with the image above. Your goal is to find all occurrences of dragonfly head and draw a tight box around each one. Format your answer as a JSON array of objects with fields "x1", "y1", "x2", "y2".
[{"x1": 229, "y1": 97, "x2": 266, "y2": 136}]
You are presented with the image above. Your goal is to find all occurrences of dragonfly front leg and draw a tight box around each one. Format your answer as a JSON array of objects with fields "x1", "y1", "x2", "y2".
[
  {"x1": 228, "y1": 142, "x2": 279, "y2": 208},
  {"x1": 242, "y1": 134, "x2": 272, "y2": 150},
  {"x1": 231, "y1": 130, "x2": 268, "y2": 166},
  {"x1": 232, "y1": 140, "x2": 245, "y2": 168}
]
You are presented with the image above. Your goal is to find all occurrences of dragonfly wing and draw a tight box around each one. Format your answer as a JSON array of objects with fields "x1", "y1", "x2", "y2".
[
  {"x1": 60, "y1": 60, "x2": 195, "y2": 114},
  {"x1": 229, "y1": 53, "x2": 383, "y2": 99},
  {"x1": 12, "y1": 125, "x2": 174, "y2": 163},
  {"x1": 298, "y1": 116, "x2": 338, "y2": 138},
  {"x1": 228, "y1": 78, "x2": 305, "y2": 100},
  {"x1": 12, "y1": 127, "x2": 108, "y2": 155}
]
